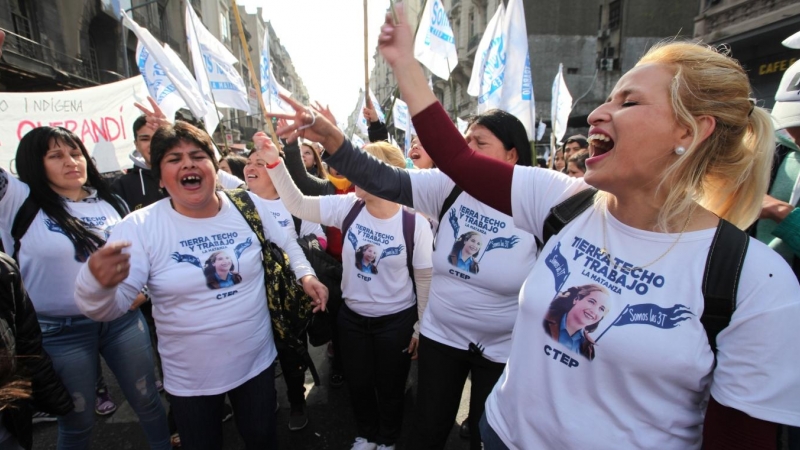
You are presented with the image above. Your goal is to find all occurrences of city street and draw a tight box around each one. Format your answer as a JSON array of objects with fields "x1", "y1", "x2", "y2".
[{"x1": 32, "y1": 343, "x2": 474, "y2": 449}]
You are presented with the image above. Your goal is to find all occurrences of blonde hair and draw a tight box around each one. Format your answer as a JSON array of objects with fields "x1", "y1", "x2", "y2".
[
  {"x1": 363, "y1": 141, "x2": 406, "y2": 169},
  {"x1": 631, "y1": 41, "x2": 774, "y2": 230}
]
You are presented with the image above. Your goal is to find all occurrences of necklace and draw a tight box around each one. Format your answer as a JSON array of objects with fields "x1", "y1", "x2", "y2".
[{"x1": 600, "y1": 206, "x2": 694, "y2": 270}]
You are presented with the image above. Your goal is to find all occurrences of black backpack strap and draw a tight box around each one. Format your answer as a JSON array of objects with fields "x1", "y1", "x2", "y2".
[
  {"x1": 10, "y1": 196, "x2": 41, "y2": 261},
  {"x1": 542, "y1": 188, "x2": 598, "y2": 247},
  {"x1": 434, "y1": 186, "x2": 463, "y2": 250},
  {"x1": 292, "y1": 216, "x2": 303, "y2": 237},
  {"x1": 340, "y1": 199, "x2": 367, "y2": 248},
  {"x1": 700, "y1": 219, "x2": 749, "y2": 355},
  {"x1": 402, "y1": 208, "x2": 416, "y2": 295}
]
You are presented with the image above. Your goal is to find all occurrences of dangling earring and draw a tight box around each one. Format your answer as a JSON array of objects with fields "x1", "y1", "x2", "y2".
[{"x1": 675, "y1": 146, "x2": 686, "y2": 156}]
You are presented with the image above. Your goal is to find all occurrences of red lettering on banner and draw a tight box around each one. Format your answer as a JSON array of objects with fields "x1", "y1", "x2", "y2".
[{"x1": 16, "y1": 116, "x2": 129, "y2": 143}]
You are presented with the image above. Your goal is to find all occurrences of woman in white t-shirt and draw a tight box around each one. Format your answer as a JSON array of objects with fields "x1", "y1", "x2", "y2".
[
  {"x1": 367, "y1": 5, "x2": 800, "y2": 449},
  {"x1": 73, "y1": 120, "x2": 327, "y2": 450},
  {"x1": 0, "y1": 126, "x2": 170, "y2": 450},
  {"x1": 252, "y1": 134, "x2": 433, "y2": 450}
]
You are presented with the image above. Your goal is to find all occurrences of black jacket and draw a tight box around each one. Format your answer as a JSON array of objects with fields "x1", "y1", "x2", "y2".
[
  {"x1": 111, "y1": 164, "x2": 165, "y2": 212},
  {"x1": 0, "y1": 253, "x2": 72, "y2": 449}
]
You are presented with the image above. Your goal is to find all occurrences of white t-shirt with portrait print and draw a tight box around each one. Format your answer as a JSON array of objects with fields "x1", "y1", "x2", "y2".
[
  {"x1": 0, "y1": 169, "x2": 123, "y2": 317},
  {"x1": 408, "y1": 169, "x2": 540, "y2": 363},
  {"x1": 319, "y1": 193, "x2": 433, "y2": 318},
  {"x1": 483, "y1": 166, "x2": 800, "y2": 449},
  {"x1": 74, "y1": 192, "x2": 314, "y2": 397}
]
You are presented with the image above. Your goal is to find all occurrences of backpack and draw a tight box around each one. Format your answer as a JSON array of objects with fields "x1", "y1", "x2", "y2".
[
  {"x1": 542, "y1": 188, "x2": 749, "y2": 354},
  {"x1": 291, "y1": 216, "x2": 345, "y2": 347},
  {"x1": 340, "y1": 199, "x2": 417, "y2": 291},
  {"x1": 224, "y1": 190, "x2": 321, "y2": 384}
]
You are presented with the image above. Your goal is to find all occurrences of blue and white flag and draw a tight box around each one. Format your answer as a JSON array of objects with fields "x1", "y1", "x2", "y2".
[
  {"x1": 258, "y1": 28, "x2": 293, "y2": 114},
  {"x1": 551, "y1": 63, "x2": 573, "y2": 143},
  {"x1": 414, "y1": 0, "x2": 458, "y2": 80},
  {"x1": 392, "y1": 98, "x2": 410, "y2": 132},
  {"x1": 499, "y1": 0, "x2": 535, "y2": 139},
  {"x1": 467, "y1": 3, "x2": 505, "y2": 113},
  {"x1": 356, "y1": 89, "x2": 386, "y2": 136},
  {"x1": 186, "y1": 4, "x2": 251, "y2": 113},
  {"x1": 545, "y1": 242, "x2": 570, "y2": 294},
  {"x1": 136, "y1": 43, "x2": 187, "y2": 122},
  {"x1": 594, "y1": 303, "x2": 695, "y2": 342},
  {"x1": 122, "y1": 10, "x2": 208, "y2": 120}
]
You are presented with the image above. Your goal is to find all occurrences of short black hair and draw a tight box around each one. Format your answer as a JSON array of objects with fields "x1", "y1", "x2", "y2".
[
  {"x1": 565, "y1": 135, "x2": 589, "y2": 149},
  {"x1": 150, "y1": 121, "x2": 218, "y2": 181},
  {"x1": 467, "y1": 109, "x2": 533, "y2": 167},
  {"x1": 133, "y1": 115, "x2": 148, "y2": 140}
]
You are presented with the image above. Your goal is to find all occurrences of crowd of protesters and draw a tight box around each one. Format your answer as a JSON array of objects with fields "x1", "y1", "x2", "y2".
[{"x1": 1, "y1": 4, "x2": 800, "y2": 449}]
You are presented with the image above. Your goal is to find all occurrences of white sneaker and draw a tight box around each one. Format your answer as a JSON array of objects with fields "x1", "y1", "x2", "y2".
[
  {"x1": 351, "y1": 437, "x2": 377, "y2": 450},
  {"x1": 377, "y1": 445, "x2": 395, "y2": 450}
]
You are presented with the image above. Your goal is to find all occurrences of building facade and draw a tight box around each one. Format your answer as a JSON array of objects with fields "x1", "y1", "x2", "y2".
[{"x1": 694, "y1": 0, "x2": 800, "y2": 108}]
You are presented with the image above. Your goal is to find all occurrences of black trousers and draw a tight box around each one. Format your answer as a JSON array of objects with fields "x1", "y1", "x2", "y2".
[
  {"x1": 412, "y1": 334, "x2": 506, "y2": 450},
  {"x1": 337, "y1": 303, "x2": 416, "y2": 446},
  {"x1": 169, "y1": 364, "x2": 277, "y2": 450},
  {"x1": 276, "y1": 331, "x2": 308, "y2": 407}
]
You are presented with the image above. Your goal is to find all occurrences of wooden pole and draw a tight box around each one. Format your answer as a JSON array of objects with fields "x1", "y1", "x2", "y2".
[
  {"x1": 364, "y1": 0, "x2": 372, "y2": 109},
  {"x1": 230, "y1": 0, "x2": 280, "y2": 146}
]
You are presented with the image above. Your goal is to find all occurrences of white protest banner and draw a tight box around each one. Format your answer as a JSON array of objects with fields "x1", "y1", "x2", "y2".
[
  {"x1": 258, "y1": 28, "x2": 293, "y2": 114},
  {"x1": 551, "y1": 63, "x2": 573, "y2": 143},
  {"x1": 186, "y1": 3, "x2": 251, "y2": 113},
  {"x1": 393, "y1": 98, "x2": 410, "y2": 132},
  {"x1": 467, "y1": 3, "x2": 505, "y2": 113},
  {"x1": 0, "y1": 76, "x2": 148, "y2": 173},
  {"x1": 414, "y1": 0, "x2": 458, "y2": 80},
  {"x1": 122, "y1": 10, "x2": 208, "y2": 120},
  {"x1": 500, "y1": 0, "x2": 535, "y2": 139}
]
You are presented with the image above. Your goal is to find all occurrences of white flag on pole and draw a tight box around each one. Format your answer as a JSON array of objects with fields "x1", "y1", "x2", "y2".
[
  {"x1": 351, "y1": 134, "x2": 366, "y2": 149},
  {"x1": 356, "y1": 89, "x2": 386, "y2": 136},
  {"x1": 467, "y1": 3, "x2": 505, "y2": 113},
  {"x1": 393, "y1": 98, "x2": 410, "y2": 132},
  {"x1": 414, "y1": 0, "x2": 458, "y2": 80},
  {"x1": 135, "y1": 42, "x2": 187, "y2": 122},
  {"x1": 536, "y1": 119, "x2": 546, "y2": 141},
  {"x1": 186, "y1": 4, "x2": 251, "y2": 113},
  {"x1": 499, "y1": 0, "x2": 535, "y2": 139},
  {"x1": 551, "y1": 63, "x2": 573, "y2": 143},
  {"x1": 456, "y1": 117, "x2": 469, "y2": 134},
  {"x1": 122, "y1": 10, "x2": 208, "y2": 120},
  {"x1": 258, "y1": 29, "x2": 293, "y2": 114}
]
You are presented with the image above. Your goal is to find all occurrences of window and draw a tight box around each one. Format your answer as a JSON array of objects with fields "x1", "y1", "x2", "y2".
[
  {"x1": 158, "y1": 4, "x2": 170, "y2": 43},
  {"x1": 598, "y1": 5, "x2": 603, "y2": 29},
  {"x1": 567, "y1": 68, "x2": 578, "y2": 75},
  {"x1": 608, "y1": 0, "x2": 621, "y2": 30},
  {"x1": 469, "y1": 8, "x2": 475, "y2": 38},
  {"x1": 219, "y1": 4, "x2": 231, "y2": 45}
]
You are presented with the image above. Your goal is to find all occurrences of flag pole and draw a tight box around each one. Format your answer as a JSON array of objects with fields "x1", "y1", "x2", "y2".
[
  {"x1": 230, "y1": 0, "x2": 280, "y2": 147},
  {"x1": 447, "y1": 59, "x2": 458, "y2": 120},
  {"x1": 364, "y1": 0, "x2": 372, "y2": 109},
  {"x1": 185, "y1": 0, "x2": 229, "y2": 154}
]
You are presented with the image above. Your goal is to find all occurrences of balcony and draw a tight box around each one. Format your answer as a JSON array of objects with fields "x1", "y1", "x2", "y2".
[{"x1": 1, "y1": 29, "x2": 100, "y2": 84}]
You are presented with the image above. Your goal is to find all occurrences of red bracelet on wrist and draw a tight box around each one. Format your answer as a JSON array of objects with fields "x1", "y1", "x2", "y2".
[{"x1": 266, "y1": 160, "x2": 280, "y2": 169}]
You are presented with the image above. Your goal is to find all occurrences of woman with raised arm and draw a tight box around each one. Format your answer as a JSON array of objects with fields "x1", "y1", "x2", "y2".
[
  {"x1": 266, "y1": 89, "x2": 539, "y2": 450},
  {"x1": 251, "y1": 134, "x2": 432, "y2": 450},
  {"x1": 358, "y1": 4, "x2": 800, "y2": 449},
  {"x1": 72, "y1": 112, "x2": 327, "y2": 450},
  {"x1": 0, "y1": 126, "x2": 170, "y2": 450}
]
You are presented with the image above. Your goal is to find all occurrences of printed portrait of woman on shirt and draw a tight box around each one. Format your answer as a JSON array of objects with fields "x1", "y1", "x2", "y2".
[
  {"x1": 355, "y1": 243, "x2": 379, "y2": 275},
  {"x1": 448, "y1": 231, "x2": 482, "y2": 274},
  {"x1": 204, "y1": 250, "x2": 243, "y2": 289},
  {"x1": 543, "y1": 284, "x2": 610, "y2": 360}
]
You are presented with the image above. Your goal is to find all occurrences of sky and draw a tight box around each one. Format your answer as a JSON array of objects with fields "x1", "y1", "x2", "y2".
[{"x1": 239, "y1": 0, "x2": 393, "y2": 127}]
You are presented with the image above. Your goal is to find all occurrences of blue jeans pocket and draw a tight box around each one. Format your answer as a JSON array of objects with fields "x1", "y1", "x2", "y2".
[{"x1": 38, "y1": 319, "x2": 65, "y2": 337}]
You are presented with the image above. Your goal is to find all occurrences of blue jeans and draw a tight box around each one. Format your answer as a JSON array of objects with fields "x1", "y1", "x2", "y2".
[
  {"x1": 38, "y1": 311, "x2": 170, "y2": 450},
  {"x1": 479, "y1": 413, "x2": 510, "y2": 450}
]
